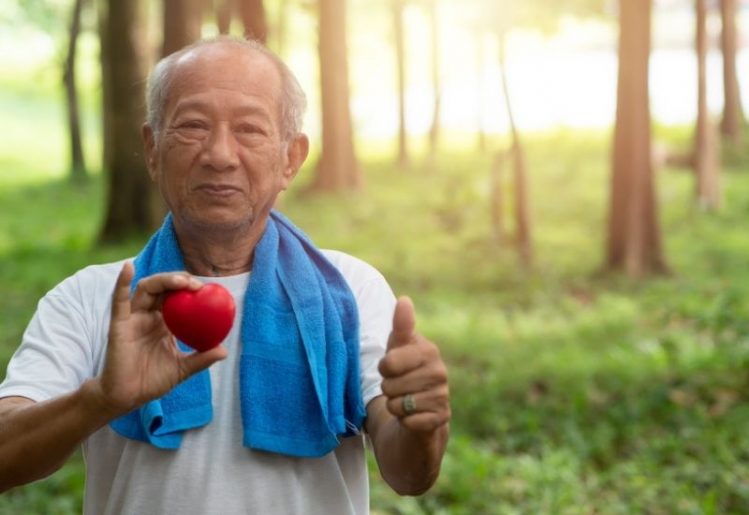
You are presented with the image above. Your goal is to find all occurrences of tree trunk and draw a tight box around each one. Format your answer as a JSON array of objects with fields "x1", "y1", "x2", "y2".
[
  {"x1": 720, "y1": 0, "x2": 743, "y2": 143},
  {"x1": 499, "y1": 34, "x2": 532, "y2": 268},
  {"x1": 275, "y1": 0, "x2": 289, "y2": 55},
  {"x1": 606, "y1": 0, "x2": 666, "y2": 277},
  {"x1": 426, "y1": 0, "x2": 441, "y2": 163},
  {"x1": 63, "y1": 0, "x2": 87, "y2": 184},
  {"x1": 163, "y1": 0, "x2": 204, "y2": 56},
  {"x1": 238, "y1": 0, "x2": 267, "y2": 43},
  {"x1": 216, "y1": 0, "x2": 232, "y2": 34},
  {"x1": 312, "y1": 0, "x2": 361, "y2": 191},
  {"x1": 696, "y1": 0, "x2": 721, "y2": 210},
  {"x1": 99, "y1": 0, "x2": 158, "y2": 242},
  {"x1": 490, "y1": 151, "x2": 505, "y2": 244},
  {"x1": 392, "y1": 0, "x2": 409, "y2": 167}
]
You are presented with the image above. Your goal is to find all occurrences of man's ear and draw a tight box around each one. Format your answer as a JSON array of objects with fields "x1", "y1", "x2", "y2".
[
  {"x1": 142, "y1": 123, "x2": 158, "y2": 181},
  {"x1": 281, "y1": 133, "x2": 309, "y2": 190}
]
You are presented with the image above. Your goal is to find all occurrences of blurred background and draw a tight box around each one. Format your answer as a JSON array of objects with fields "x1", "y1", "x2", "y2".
[{"x1": 2, "y1": 0, "x2": 749, "y2": 513}]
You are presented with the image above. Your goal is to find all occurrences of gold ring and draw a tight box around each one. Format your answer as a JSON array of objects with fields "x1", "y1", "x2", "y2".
[{"x1": 402, "y1": 393, "x2": 416, "y2": 415}]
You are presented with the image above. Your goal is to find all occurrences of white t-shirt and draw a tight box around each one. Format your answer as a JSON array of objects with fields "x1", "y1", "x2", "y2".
[{"x1": 0, "y1": 250, "x2": 396, "y2": 515}]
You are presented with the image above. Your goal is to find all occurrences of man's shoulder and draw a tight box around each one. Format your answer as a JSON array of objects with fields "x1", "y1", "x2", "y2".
[
  {"x1": 48, "y1": 259, "x2": 130, "y2": 300},
  {"x1": 320, "y1": 249, "x2": 386, "y2": 286},
  {"x1": 71, "y1": 259, "x2": 129, "y2": 283},
  {"x1": 319, "y1": 250, "x2": 395, "y2": 307}
]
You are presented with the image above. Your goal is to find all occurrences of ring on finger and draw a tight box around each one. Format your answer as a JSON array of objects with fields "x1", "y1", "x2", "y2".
[{"x1": 402, "y1": 393, "x2": 417, "y2": 415}]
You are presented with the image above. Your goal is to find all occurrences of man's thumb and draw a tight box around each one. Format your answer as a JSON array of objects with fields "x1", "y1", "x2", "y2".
[
  {"x1": 110, "y1": 261, "x2": 135, "y2": 321},
  {"x1": 387, "y1": 296, "x2": 416, "y2": 351}
]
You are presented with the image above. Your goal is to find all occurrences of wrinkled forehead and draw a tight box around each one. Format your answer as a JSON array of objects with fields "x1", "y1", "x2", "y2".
[{"x1": 166, "y1": 43, "x2": 283, "y2": 111}]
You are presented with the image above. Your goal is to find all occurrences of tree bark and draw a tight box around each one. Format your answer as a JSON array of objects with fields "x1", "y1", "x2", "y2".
[
  {"x1": 238, "y1": 0, "x2": 267, "y2": 43},
  {"x1": 216, "y1": 0, "x2": 232, "y2": 34},
  {"x1": 696, "y1": 0, "x2": 721, "y2": 210},
  {"x1": 275, "y1": 0, "x2": 289, "y2": 55},
  {"x1": 99, "y1": 0, "x2": 158, "y2": 242},
  {"x1": 163, "y1": 0, "x2": 204, "y2": 56},
  {"x1": 720, "y1": 0, "x2": 743, "y2": 144},
  {"x1": 490, "y1": 151, "x2": 505, "y2": 245},
  {"x1": 606, "y1": 0, "x2": 666, "y2": 277},
  {"x1": 499, "y1": 34, "x2": 532, "y2": 268},
  {"x1": 392, "y1": 0, "x2": 409, "y2": 167},
  {"x1": 312, "y1": 0, "x2": 361, "y2": 191},
  {"x1": 63, "y1": 0, "x2": 87, "y2": 184}
]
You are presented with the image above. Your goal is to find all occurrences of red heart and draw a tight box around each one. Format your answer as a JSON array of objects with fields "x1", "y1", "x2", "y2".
[{"x1": 162, "y1": 283, "x2": 236, "y2": 352}]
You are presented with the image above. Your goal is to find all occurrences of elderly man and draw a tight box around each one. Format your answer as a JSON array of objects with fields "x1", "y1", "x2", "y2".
[{"x1": 0, "y1": 37, "x2": 450, "y2": 514}]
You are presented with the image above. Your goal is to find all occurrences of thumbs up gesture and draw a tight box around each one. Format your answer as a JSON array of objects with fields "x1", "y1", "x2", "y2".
[{"x1": 378, "y1": 297, "x2": 451, "y2": 433}]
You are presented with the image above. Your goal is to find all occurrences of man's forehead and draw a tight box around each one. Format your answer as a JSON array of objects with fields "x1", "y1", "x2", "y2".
[
  {"x1": 171, "y1": 43, "x2": 280, "y2": 88},
  {"x1": 161, "y1": 43, "x2": 282, "y2": 114}
]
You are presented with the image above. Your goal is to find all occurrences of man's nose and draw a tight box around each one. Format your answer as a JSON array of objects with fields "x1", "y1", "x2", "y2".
[{"x1": 200, "y1": 124, "x2": 240, "y2": 171}]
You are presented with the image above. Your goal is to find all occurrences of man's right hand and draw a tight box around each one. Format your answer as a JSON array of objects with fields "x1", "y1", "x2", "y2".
[
  {"x1": 0, "y1": 262, "x2": 228, "y2": 491},
  {"x1": 93, "y1": 262, "x2": 228, "y2": 416}
]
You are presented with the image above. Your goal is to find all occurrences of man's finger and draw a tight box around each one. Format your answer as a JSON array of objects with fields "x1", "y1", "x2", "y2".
[
  {"x1": 131, "y1": 273, "x2": 201, "y2": 312},
  {"x1": 386, "y1": 296, "x2": 416, "y2": 351},
  {"x1": 179, "y1": 346, "x2": 229, "y2": 379},
  {"x1": 110, "y1": 261, "x2": 135, "y2": 321}
]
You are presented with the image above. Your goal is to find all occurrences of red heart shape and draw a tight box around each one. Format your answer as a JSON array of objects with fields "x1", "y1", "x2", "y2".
[{"x1": 162, "y1": 283, "x2": 236, "y2": 352}]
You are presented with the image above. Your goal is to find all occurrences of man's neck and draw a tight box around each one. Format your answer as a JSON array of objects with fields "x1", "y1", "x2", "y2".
[{"x1": 175, "y1": 219, "x2": 266, "y2": 277}]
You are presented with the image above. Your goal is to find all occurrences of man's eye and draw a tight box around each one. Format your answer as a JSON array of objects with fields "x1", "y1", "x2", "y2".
[
  {"x1": 236, "y1": 124, "x2": 264, "y2": 135},
  {"x1": 178, "y1": 120, "x2": 208, "y2": 130}
]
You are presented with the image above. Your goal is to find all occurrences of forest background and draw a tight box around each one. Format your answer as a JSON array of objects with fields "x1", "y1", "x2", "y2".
[{"x1": 2, "y1": 0, "x2": 749, "y2": 513}]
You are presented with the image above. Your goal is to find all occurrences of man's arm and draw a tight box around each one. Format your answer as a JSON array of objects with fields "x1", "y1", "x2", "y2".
[
  {"x1": 0, "y1": 387, "x2": 118, "y2": 491},
  {"x1": 0, "y1": 262, "x2": 226, "y2": 492},
  {"x1": 365, "y1": 297, "x2": 451, "y2": 495}
]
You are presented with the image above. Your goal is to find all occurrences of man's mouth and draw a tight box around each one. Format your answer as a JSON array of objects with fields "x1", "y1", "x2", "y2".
[{"x1": 195, "y1": 184, "x2": 241, "y2": 197}]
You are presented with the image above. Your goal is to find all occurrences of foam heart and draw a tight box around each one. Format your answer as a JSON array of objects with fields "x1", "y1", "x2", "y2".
[{"x1": 162, "y1": 283, "x2": 236, "y2": 352}]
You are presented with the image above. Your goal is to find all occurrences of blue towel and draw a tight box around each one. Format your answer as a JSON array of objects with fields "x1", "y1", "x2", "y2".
[{"x1": 109, "y1": 210, "x2": 366, "y2": 457}]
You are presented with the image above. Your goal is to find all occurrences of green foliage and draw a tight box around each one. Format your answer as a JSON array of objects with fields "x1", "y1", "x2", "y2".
[
  {"x1": 1, "y1": 0, "x2": 68, "y2": 34},
  {"x1": 0, "y1": 457, "x2": 85, "y2": 515}
]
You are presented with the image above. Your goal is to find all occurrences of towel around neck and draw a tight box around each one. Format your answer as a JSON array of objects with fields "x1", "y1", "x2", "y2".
[{"x1": 109, "y1": 210, "x2": 366, "y2": 458}]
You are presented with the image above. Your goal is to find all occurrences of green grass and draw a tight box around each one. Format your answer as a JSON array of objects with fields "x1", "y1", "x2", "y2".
[{"x1": 3, "y1": 86, "x2": 749, "y2": 513}]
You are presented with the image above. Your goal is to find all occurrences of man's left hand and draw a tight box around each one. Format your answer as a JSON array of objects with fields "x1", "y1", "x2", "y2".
[{"x1": 378, "y1": 297, "x2": 451, "y2": 434}]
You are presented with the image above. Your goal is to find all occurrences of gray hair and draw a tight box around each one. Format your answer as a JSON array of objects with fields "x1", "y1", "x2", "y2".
[{"x1": 146, "y1": 37, "x2": 307, "y2": 141}]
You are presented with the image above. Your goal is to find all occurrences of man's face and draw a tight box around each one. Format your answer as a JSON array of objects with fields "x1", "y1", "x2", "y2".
[{"x1": 144, "y1": 44, "x2": 307, "y2": 235}]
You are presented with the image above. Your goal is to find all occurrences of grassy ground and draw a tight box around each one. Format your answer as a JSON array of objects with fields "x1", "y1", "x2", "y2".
[{"x1": 2, "y1": 88, "x2": 749, "y2": 513}]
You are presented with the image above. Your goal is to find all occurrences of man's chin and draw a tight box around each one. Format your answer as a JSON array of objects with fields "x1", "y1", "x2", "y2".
[{"x1": 177, "y1": 212, "x2": 257, "y2": 235}]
